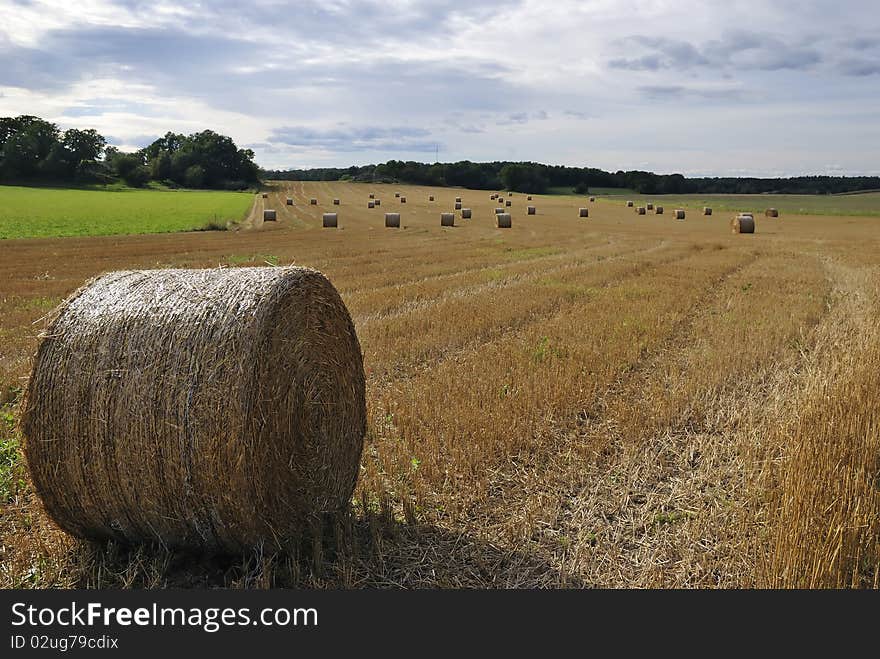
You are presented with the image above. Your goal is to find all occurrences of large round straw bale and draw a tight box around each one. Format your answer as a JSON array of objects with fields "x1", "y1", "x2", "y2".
[
  {"x1": 322, "y1": 212, "x2": 338, "y2": 227},
  {"x1": 395, "y1": 192, "x2": 400, "y2": 198},
  {"x1": 461, "y1": 208, "x2": 472, "y2": 219},
  {"x1": 455, "y1": 202, "x2": 462, "y2": 210},
  {"x1": 674, "y1": 209, "x2": 686, "y2": 220},
  {"x1": 507, "y1": 192, "x2": 512, "y2": 197},
  {"x1": 495, "y1": 207, "x2": 504, "y2": 214},
  {"x1": 496, "y1": 213, "x2": 512, "y2": 228},
  {"x1": 369, "y1": 193, "x2": 375, "y2": 199},
  {"x1": 310, "y1": 198, "x2": 317, "y2": 205},
  {"x1": 637, "y1": 206, "x2": 646, "y2": 215},
  {"x1": 505, "y1": 200, "x2": 512, "y2": 207},
  {"x1": 400, "y1": 197, "x2": 407, "y2": 203},
  {"x1": 646, "y1": 203, "x2": 653, "y2": 210},
  {"x1": 385, "y1": 212, "x2": 400, "y2": 228},
  {"x1": 263, "y1": 209, "x2": 277, "y2": 221},
  {"x1": 368, "y1": 201, "x2": 375, "y2": 209},
  {"x1": 527, "y1": 195, "x2": 532, "y2": 201},
  {"x1": 333, "y1": 198, "x2": 340, "y2": 206},
  {"x1": 589, "y1": 197, "x2": 595, "y2": 202},
  {"x1": 703, "y1": 207, "x2": 712, "y2": 215},
  {"x1": 21, "y1": 267, "x2": 366, "y2": 552},
  {"x1": 490, "y1": 194, "x2": 497, "y2": 200},
  {"x1": 579, "y1": 207, "x2": 588, "y2": 217},
  {"x1": 765, "y1": 208, "x2": 779, "y2": 217},
  {"x1": 455, "y1": 197, "x2": 462, "y2": 203},
  {"x1": 440, "y1": 212, "x2": 455, "y2": 226},
  {"x1": 527, "y1": 206, "x2": 536, "y2": 215},
  {"x1": 429, "y1": 195, "x2": 434, "y2": 202},
  {"x1": 655, "y1": 206, "x2": 664, "y2": 214},
  {"x1": 262, "y1": 193, "x2": 268, "y2": 199},
  {"x1": 732, "y1": 215, "x2": 755, "y2": 233},
  {"x1": 286, "y1": 197, "x2": 293, "y2": 206},
  {"x1": 374, "y1": 199, "x2": 381, "y2": 206},
  {"x1": 626, "y1": 200, "x2": 634, "y2": 207}
]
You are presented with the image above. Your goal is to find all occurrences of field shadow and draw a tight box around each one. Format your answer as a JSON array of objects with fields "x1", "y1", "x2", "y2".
[{"x1": 67, "y1": 512, "x2": 587, "y2": 589}]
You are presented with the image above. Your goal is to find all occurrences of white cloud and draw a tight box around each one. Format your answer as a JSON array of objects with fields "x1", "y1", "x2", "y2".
[{"x1": 0, "y1": 0, "x2": 878, "y2": 174}]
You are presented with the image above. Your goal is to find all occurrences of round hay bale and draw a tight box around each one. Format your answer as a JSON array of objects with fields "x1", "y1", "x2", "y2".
[
  {"x1": 496, "y1": 213, "x2": 512, "y2": 228},
  {"x1": 262, "y1": 193, "x2": 268, "y2": 199},
  {"x1": 507, "y1": 192, "x2": 512, "y2": 197},
  {"x1": 461, "y1": 208, "x2": 472, "y2": 219},
  {"x1": 636, "y1": 207, "x2": 646, "y2": 215},
  {"x1": 385, "y1": 212, "x2": 400, "y2": 228},
  {"x1": 394, "y1": 192, "x2": 400, "y2": 198},
  {"x1": 310, "y1": 198, "x2": 317, "y2": 205},
  {"x1": 263, "y1": 209, "x2": 277, "y2": 221},
  {"x1": 455, "y1": 197, "x2": 462, "y2": 203},
  {"x1": 703, "y1": 207, "x2": 712, "y2": 215},
  {"x1": 655, "y1": 206, "x2": 664, "y2": 214},
  {"x1": 579, "y1": 207, "x2": 588, "y2": 218},
  {"x1": 333, "y1": 199, "x2": 340, "y2": 206},
  {"x1": 455, "y1": 202, "x2": 462, "y2": 210},
  {"x1": 368, "y1": 201, "x2": 375, "y2": 209},
  {"x1": 20, "y1": 267, "x2": 366, "y2": 552},
  {"x1": 429, "y1": 195, "x2": 434, "y2": 202},
  {"x1": 322, "y1": 212, "x2": 338, "y2": 228},
  {"x1": 527, "y1": 195, "x2": 532, "y2": 201},
  {"x1": 674, "y1": 209, "x2": 686, "y2": 220},
  {"x1": 589, "y1": 197, "x2": 595, "y2": 202},
  {"x1": 494, "y1": 207, "x2": 505, "y2": 215},
  {"x1": 490, "y1": 194, "x2": 497, "y2": 200},
  {"x1": 374, "y1": 199, "x2": 381, "y2": 206},
  {"x1": 440, "y1": 212, "x2": 455, "y2": 227},
  {"x1": 286, "y1": 197, "x2": 293, "y2": 206},
  {"x1": 369, "y1": 193, "x2": 375, "y2": 199},
  {"x1": 527, "y1": 206, "x2": 536, "y2": 215},
  {"x1": 765, "y1": 208, "x2": 779, "y2": 217},
  {"x1": 646, "y1": 203, "x2": 653, "y2": 210},
  {"x1": 505, "y1": 200, "x2": 512, "y2": 207},
  {"x1": 626, "y1": 200, "x2": 634, "y2": 207},
  {"x1": 732, "y1": 215, "x2": 755, "y2": 233},
  {"x1": 400, "y1": 196, "x2": 407, "y2": 203}
]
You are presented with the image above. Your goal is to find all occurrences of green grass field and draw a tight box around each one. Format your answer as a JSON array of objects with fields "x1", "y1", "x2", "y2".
[{"x1": 0, "y1": 185, "x2": 254, "y2": 239}]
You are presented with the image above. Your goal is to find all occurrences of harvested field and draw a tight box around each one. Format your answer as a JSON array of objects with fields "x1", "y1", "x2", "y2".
[{"x1": 1, "y1": 180, "x2": 878, "y2": 589}]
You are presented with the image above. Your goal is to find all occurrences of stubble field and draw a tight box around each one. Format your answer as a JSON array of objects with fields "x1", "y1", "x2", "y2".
[{"x1": 1, "y1": 181, "x2": 878, "y2": 588}]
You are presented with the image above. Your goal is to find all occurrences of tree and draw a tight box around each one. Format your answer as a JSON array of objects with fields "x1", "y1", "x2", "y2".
[
  {"x1": 149, "y1": 150, "x2": 172, "y2": 180},
  {"x1": 500, "y1": 163, "x2": 548, "y2": 193},
  {"x1": 111, "y1": 152, "x2": 149, "y2": 187},
  {"x1": 0, "y1": 116, "x2": 60, "y2": 178},
  {"x1": 62, "y1": 128, "x2": 105, "y2": 165},
  {"x1": 183, "y1": 164, "x2": 205, "y2": 188}
]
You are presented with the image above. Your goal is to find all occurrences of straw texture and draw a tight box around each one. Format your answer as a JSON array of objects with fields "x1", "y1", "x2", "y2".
[{"x1": 21, "y1": 267, "x2": 366, "y2": 553}]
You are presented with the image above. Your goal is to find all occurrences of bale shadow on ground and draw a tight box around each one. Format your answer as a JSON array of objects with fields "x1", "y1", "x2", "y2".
[{"x1": 68, "y1": 511, "x2": 587, "y2": 589}]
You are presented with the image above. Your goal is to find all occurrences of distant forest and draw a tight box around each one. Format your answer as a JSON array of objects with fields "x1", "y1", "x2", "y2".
[
  {"x1": 0, "y1": 115, "x2": 260, "y2": 190},
  {"x1": 263, "y1": 160, "x2": 880, "y2": 195}
]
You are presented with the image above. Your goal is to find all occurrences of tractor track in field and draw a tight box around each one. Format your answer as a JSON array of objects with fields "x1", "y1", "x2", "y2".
[{"x1": 363, "y1": 239, "x2": 691, "y2": 384}]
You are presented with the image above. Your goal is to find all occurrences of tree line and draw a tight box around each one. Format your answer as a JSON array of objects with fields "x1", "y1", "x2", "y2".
[
  {"x1": 0, "y1": 115, "x2": 260, "y2": 190},
  {"x1": 263, "y1": 160, "x2": 880, "y2": 195}
]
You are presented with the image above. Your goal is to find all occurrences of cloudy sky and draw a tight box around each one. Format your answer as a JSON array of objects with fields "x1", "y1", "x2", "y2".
[{"x1": 1, "y1": 0, "x2": 878, "y2": 175}]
